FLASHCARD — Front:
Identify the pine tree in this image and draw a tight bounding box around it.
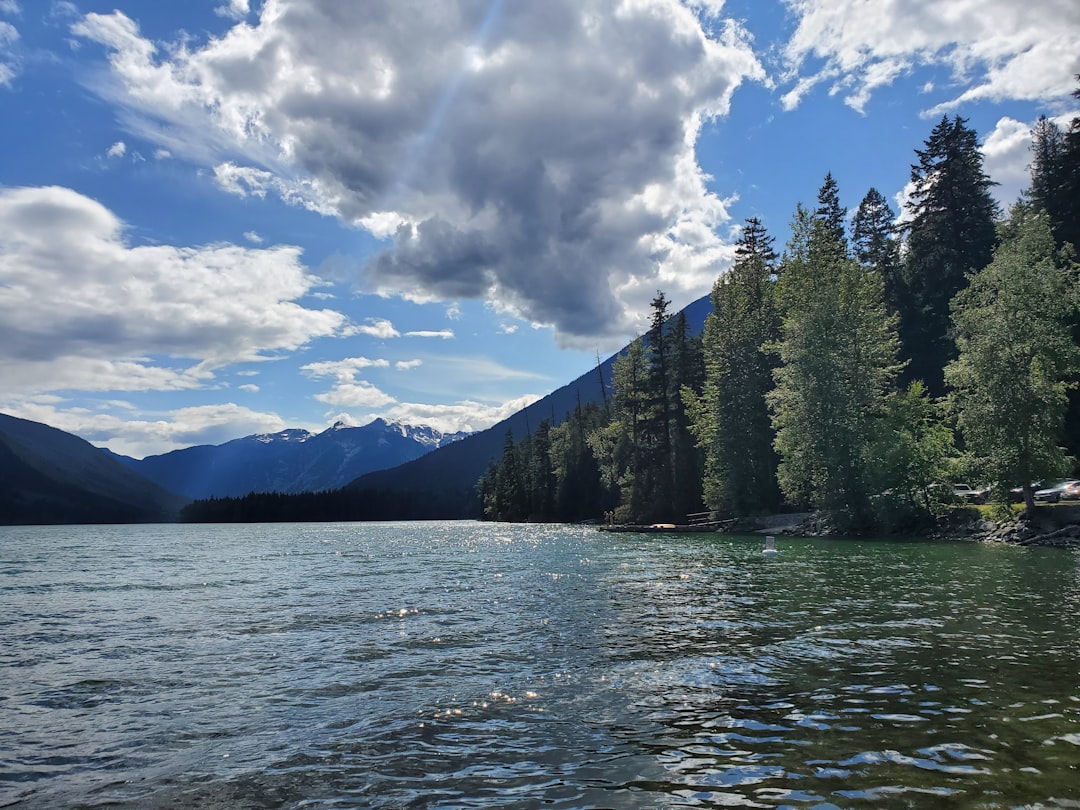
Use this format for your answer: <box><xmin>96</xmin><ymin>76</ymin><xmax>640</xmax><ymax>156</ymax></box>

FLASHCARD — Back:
<box><xmin>686</xmin><ymin>217</ymin><xmax>780</xmax><ymax>517</ymax></box>
<box><xmin>852</xmin><ymin>187</ymin><xmax>903</xmax><ymax>314</ymax></box>
<box><xmin>946</xmin><ymin>205</ymin><xmax>1080</xmax><ymax>512</ymax></box>
<box><xmin>900</xmin><ymin>115</ymin><xmax>999</xmax><ymax>397</ymax></box>
<box><xmin>770</xmin><ymin>180</ymin><xmax>904</xmax><ymax>529</ymax></box>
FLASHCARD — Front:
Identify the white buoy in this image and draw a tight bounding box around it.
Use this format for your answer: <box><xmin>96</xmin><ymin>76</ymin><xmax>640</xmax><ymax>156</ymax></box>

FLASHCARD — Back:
<box><xmin>763</xmin><ymin>535</ymin><xmax>778</xmax><ymax>555</ymax></box>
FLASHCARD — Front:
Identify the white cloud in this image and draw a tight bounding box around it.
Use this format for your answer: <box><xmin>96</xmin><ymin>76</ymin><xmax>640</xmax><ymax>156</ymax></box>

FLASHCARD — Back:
<box><xmin>302</xmin><ymin>355</ymin><xmax>394</xmax><ymax>408</ymax></box>
<box><xmin>379</xmin><ymin>394</ymin><xmax>543</xmax><ymax>435</ymax></box>
<box><xmin>153</xmin><ymin>148</ymin><xmax>171</xmax><ymax>159</ymax></box>
<box><xmin>499</xmin><ymin>324</ymin><xmax>519</xmax><ymax>334</ymax></box>
<box><xmin>0</xmin><ymin>2</ymin><xmax>21</xmax><ymax>15</ymax></box>
<box><xmin>314</xmin><ymin>381</ymin><xmax>396</xmax><ymax>408</ymax></box>
<box><xmin>243</xmin><ymin>229</ymin><xmax>263</xmax><ymax>243</ymax></box>
<box><xmin>214</xmin><ymin>0</ymin><xmax>250</xmax><ymax>21</ymax></box>
<box><xmin>395</xmin><ymin>359</ymin><xmax>422</xmax><ymax>370</ymax></box>
<box><xmin>405</xmin><ymin>329</ymin><xmax>454</xmax><ymax>340</ymax></box>
<box><xmin>2</xmin><ymin>398</ymin><xmax>288</xmax><ymax>458</ymax></box>
<box><xmin>352</xmin><ymin>318</ymin><xmax>401</xmax><ymax>339</ymax></box>
<box><xmin>779</xmin><ymin>0</ymin><xmax>1080</xmax><ymax>114</ymax></box>
<box><xmin>238</xmin><ymin>383</ymin><xmax>259</xmax><ymax>392</ymax></box>
<box><xmin>0</xmin><ymin>185</ymin><xmax>346</xmax><ymax>396</ymax></box>
<box><xmin>106</xmin><ymin>140</ymin><xmax>126</xmax><ymax>158</ymax></box>
<box><xmin>301</xmin><ymin>356</ymin><xmax>390</xmax><ymax>383</ymax></box>
<box><xmin>72</xmin><ymin>1</ymin><xmax>767</xmax><ymax>347</ymax></box>
<box><xmin>0</xmin><ymin>19</ymin><xmax>19</xmax><ymax>87</ymax></box>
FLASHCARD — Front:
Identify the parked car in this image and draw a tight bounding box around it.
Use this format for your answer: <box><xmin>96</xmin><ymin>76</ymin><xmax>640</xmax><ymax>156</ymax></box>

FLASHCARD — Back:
<box><xmin>953</xmin><ymin>483</ymin><xmax>989</xmax><ymax>504</ymax></box>
<box><xmin>1059</xmin><ymin>481</ymin><xmax>1080</xmax><ymax>501</ymax></box>
<box><xmin>1033</xmin><ymin>479</ymin><xmax>1080</xmax><ymax>503</ymax></box>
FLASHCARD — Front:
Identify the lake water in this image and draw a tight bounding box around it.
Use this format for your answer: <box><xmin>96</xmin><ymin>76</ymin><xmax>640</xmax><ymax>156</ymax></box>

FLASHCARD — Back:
<box><xmin>1</xmin><ymin>522</ymin><xmax>1079</xmax><ymax>809</ymax></box>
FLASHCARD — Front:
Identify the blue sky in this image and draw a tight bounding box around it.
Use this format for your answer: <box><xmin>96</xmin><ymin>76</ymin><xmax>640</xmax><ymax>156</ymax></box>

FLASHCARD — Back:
<box><xmin>1</xmin><ymin>0</ymin><xmax>1077</xmax><ymax>457</ymax></box>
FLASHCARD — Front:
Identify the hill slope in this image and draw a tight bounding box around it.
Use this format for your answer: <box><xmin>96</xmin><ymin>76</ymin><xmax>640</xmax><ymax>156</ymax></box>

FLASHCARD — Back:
<box><xmin>346</xmin><ymin>294</ymin><xmax>712</xmax><ymax>516</ymax></box>
<box><xmin>0</xmin><ymin>413</ymin><xmax>188</xmax><ymax>525</ymax></box>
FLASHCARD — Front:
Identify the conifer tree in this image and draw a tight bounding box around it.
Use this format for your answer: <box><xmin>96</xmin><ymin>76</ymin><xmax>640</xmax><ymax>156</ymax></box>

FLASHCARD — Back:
<box><xmin>1057</xmin><ymin>77</ymin><xmax>1080</xmax><ymax>253</ymax></box>
<box><xmin>946</xmin><ymin>205</ymin><xmax>1080</xmax><ymax>512</ymax></box>
<box><xmin>644</xmin><ymin>291</ymin><xmax>675</xmax><ymax>516</ymax></box>
<box><xmin>686</xmin><ymin>217</ymin><xmax>780</xmax><ymax>517</ymax></box>
<box><xmin>1029</xmin><ymin>116</ymin><xmax>1067</xmax><ymax>228</ymax></box>
<box><xmin>853</xmin><ymin>188</ymin><xmax>903</xmax><ymax>314</ymax></box>
<box><xmin>815</xmin><ymin>171</ymin><xmax>847</xmax><ymax>248</ymax></box>
<box><xmin>588</xmin><ymin>338</ymin><xmax>652</xmax><ymax>522</ymax></box>
<box><xmin>668</xmin><ymin>310</ymin><xmax>706</xmax><ymax>520</ymax></box>
<box><xmin>900</xmin><ymin>115</ymin><xmax>999</xmax><ymax>396</ymax></box>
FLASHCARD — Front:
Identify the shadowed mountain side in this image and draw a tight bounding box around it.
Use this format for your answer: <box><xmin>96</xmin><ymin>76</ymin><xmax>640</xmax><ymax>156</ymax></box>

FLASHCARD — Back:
<box><xmin>0</xmin><ymin>413</ymin><xmax>188</xmax><ymax>525</ymax></box>
<box><xmin>345</xmin><ymin>295</ymin><xmax>712</xmax><ymax>517</ymax></box>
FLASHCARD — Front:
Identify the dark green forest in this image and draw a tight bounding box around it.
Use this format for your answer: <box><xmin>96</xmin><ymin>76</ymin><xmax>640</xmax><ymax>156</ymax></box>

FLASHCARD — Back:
<box><xmin>183</xmin><ymin>82</ymin><xmax>1080</xmax><ymax>530</ymax></box>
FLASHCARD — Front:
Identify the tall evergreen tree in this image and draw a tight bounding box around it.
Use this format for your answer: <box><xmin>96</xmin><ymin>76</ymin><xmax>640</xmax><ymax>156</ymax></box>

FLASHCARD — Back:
<box><xmin>770</xmin><ymin>180</ymin><xmax>903</xmax><ymax>529</ymax></box>
<box><xmin>686</xmin><ymin>217</ymin><xmax>780</xmax><ymax>517</ymax></box>
<box><xmin>644</xmin><ymin>291</ymin><xmax>675</xmax><ymax>516</ymax></box>
<box><xmin>946</xmin><ymin>205</ymin><xmax>1080</xmax><ymax>512</ymax></box>
<box><xmin>1029</xmin><ymin>116</ymin><xmax>1067</xmax><ymax>229</ymax></box>
<box><xmin>900</xmin><ymin>115</ymin><xmax>999</xmax><ymax>396</ymax></box>
<box><xmin>550</xmin><ymin>402</ymin><xmax>606</xmax><ymax>521</ymax></box>
<box><xmin>588</xmin><ymin>338</ymin><xmax>652</xmax><ymax>522</ymax></box>
<box><xmin>1057</xmin><ymin>77</ymin><xmax>1080</xmax><ymax>254</ymax></box>
<box><xmin>852</xmin><ymin>187</ymin><xmax>903</xmax><ymax>314</ymax></box>
<box><xmin>816</xmin><ymin>171</ymin><xmax>847</xmax><ymax>248</ymax></box>
<box><xmin>668</xmin><ymin>310</ymin><xmax>706</xmax><ymax>520</ymax></box>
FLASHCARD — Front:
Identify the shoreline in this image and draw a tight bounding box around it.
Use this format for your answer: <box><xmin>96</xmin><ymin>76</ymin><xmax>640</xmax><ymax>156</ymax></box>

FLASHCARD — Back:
<box><xmin>599</xmin><ymin>505</ymin><xmax>1080</xmax><ymax>549</ymax></box>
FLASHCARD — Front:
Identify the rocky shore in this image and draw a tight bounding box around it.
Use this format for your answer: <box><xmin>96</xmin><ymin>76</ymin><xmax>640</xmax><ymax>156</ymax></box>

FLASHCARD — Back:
<box><xmin>967</xmin><ymin>511</ymin><xmax>1080</xmax><ymax>548</ymax></box>
<box><xmin>758</xmin><ymin>505</ymin><xmax>1080</xmax><ymax>548</ymax></box>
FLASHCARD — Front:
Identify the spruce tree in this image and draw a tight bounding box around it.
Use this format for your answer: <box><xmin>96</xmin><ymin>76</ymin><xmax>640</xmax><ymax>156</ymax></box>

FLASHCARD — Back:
<box><xmin>686</xmin><ymin>217</ymin><xmax>780</xmax><ymax>517</ymax></box>
<box><xmin>946</xmin><ymin>205</ymin><xmax>1080</xmax><ymax>512</ymax></box>
<box><xmin>900</xmin><ymin>115</ymin><xmax>999</xmax><ymax>397</ymax></box>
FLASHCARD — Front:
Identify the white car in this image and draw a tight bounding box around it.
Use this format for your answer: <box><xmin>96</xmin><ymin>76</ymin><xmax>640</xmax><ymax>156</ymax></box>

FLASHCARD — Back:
<box><xmin>953</xmin><ymin>483</ymin><xmax>988</xmax><ymax>504</ymax></box>
<box><xmin>1034</xmin><ymin>480</ymin><xmax>1079</xmax><ymax>503</ymax></box>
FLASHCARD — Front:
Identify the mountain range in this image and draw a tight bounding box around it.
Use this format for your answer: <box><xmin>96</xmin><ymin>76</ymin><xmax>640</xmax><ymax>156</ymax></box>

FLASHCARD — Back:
<box><xmin>112</xmin><ymin>419</ymin><xmax>469</xmax><ymax>500</ymax></box>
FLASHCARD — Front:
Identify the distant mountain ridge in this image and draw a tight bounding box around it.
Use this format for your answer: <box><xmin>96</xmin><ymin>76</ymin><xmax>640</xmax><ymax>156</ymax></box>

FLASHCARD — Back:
<box><xmin>0</xmin><ymin>413</ymin><xmax>187</xmax><ymax>525</ymax></box>
<box><xmin>115</xmin><ymin>418</ymin><xmax>470</xmax><ymax>500</ymax></box>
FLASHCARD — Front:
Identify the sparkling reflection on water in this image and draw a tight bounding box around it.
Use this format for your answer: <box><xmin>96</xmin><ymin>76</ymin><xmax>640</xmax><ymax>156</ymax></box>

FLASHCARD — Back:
<box><xmin>1</xmin><ymin>522</ymin><xmax>1079</xmax><ymax>808</ymax></box>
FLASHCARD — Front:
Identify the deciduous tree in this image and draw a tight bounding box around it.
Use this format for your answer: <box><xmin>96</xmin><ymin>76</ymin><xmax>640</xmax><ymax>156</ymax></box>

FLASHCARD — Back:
<box><xmin>946</xmin><ymin>205</ymin><xmax>1080</xmax><ymax>512</ymax></box>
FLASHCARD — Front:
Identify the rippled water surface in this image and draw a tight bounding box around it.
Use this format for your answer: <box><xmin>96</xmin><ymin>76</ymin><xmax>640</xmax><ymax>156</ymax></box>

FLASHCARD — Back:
<box><xmin>2</xmin><ymin>522</ymin><xmax>1080</xmax><ymax>808</ymax></box>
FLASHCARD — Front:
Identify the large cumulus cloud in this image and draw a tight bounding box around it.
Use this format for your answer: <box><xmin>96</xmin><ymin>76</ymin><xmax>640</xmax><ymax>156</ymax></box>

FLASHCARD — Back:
<box><xmin>72</xmin><ymin>0</ymin><xmax>765</xmax><ymax>346</ymax></box>
<box><xmin>0</xmin><ymin>185</ymin><xmax>346</xmax><ymax>395</ymax></box>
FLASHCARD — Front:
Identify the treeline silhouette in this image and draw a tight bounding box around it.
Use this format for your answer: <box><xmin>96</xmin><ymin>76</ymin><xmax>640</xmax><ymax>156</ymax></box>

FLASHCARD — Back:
<box><xmin>180</xmin><ymin>486</ymin><xmax>473</xmax><ymax>522</ymax></box>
